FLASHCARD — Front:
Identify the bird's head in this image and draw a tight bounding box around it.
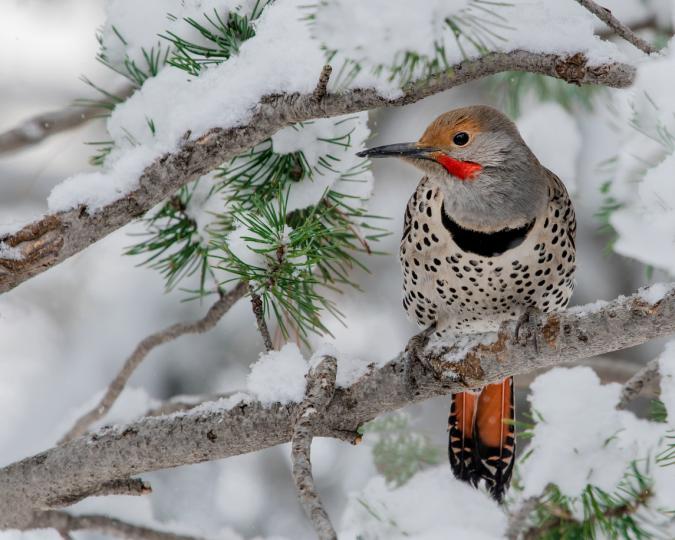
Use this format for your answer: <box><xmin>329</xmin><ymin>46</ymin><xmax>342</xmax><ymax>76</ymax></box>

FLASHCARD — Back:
<box><xmin>357</xmin><ymin>105</ymin><xmax>548</xmax><ymax>231</ymax></box>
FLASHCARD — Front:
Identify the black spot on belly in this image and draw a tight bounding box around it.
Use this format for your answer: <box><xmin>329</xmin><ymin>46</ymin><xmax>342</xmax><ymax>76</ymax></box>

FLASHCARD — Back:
<box><xmin>441</xmin><ymin>203</ymin><xmax>536</xmax><ymax>257</ymax></box>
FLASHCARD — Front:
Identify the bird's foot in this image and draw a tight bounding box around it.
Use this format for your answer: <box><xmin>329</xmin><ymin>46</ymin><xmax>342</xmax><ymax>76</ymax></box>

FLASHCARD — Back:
<box><xmin>513</xmin><ymin>306</ymin><xmax>543</xmax><ymax>354</ymax></box>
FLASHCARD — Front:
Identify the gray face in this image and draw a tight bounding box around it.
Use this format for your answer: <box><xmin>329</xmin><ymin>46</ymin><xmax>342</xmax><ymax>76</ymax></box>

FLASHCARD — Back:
<box><xmin>364</xmin><ymin>105</ymin><xmax>550</xmax><ymax>232</ymax></box>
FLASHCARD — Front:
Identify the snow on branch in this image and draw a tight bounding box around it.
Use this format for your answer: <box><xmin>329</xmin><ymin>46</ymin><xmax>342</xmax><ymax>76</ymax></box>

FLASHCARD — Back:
<box><xmin>1</xmin><ymin>282</ymin><xmax>673</xmax><ymax>530</ymax></box>
<box><xmin>0</xmin><ymin>50</ymin><xmax>635</xmax><ymax>297</ymax></box>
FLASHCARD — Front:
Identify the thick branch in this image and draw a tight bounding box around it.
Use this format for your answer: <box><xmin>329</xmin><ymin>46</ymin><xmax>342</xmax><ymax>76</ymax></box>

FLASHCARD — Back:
<box><xmin>27</xmin><ymin>511</ymin><xmax>201</xmax><ymax>540</ymax></box>
<box><xmin>0</xmin><ymin>85</ymin><xmax>135</xmax><ymax>155</ymax></box>
<box><xmin>292</xmin><ymin>356</ymin><xmax>338</xmax><ymax>540</ymax></box>
<box><xmin>0</xmin><ymin>50</ymin><xmax>635</xmax><ymax>296</ymax></box>
<box><xmin>577</xmin><ymin>0</ymin><xmax>658</xmax><ymax>54</ymax></box>
<box><xmin>1</xmin><ymin>284</ymin><xmax>672</xmax><ymax>529</ymax></box>
<box><xmin>58</xmin><ymin>282</ymin><xmax>247</xmax><ymax>444</ymax></box>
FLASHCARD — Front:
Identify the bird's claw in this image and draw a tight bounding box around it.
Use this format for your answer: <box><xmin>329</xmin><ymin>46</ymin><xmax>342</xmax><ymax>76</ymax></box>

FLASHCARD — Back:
<box><xmin>514</xmin><ymin>306</ymin><xmax>543</xmax><ymax>354</ymax></box>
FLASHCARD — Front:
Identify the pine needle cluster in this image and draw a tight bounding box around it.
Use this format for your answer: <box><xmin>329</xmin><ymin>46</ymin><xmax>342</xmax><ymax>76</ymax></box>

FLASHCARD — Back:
<box><xmin>524</xmin><ymin>463</ymin><xmax>663</xmax><ymax>540</ymax></box>
<box><xmin>95</xmin><ymin>3</ymin><xmax>385</xmax><ymax>341</ymax></box>
<box><xmin>309</xmin><ymin>0</ymin><xmax>512</xmax><ymax>87</ymax></box>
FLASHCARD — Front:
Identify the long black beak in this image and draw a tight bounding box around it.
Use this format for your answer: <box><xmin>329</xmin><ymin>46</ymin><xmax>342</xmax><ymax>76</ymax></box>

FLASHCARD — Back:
<box><xmin>356</xmin><ymin>143</ymin><xmax>439</xmax><ymax>159</ymax></box>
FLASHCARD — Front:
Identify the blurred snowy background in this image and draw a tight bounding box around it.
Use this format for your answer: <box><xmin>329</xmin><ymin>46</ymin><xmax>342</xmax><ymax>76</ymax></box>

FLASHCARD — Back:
<box><xmin>1</xmin><ymin>1</ymin><xmax>675</xmax><ymax>538</ymax></box>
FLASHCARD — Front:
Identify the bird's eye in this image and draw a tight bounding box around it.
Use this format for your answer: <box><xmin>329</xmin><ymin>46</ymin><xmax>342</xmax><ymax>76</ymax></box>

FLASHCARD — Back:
<box><xmin>453</xmin><ymin>132</ymin><xmax>470</xmax><ymax>146</ymax></box>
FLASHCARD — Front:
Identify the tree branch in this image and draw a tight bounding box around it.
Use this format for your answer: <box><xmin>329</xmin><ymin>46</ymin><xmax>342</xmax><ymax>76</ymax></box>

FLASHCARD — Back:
<box><xmin>1</xmin><ymin>284</ymin><xmax>673</xmax><ymax>529</ymax></box>
<box><xmin>0</xmin><ymin>85</ymin><xmax>135</xmax><ymax>155</ymax></box>
<box><xmin>48</xmin><ymin>478</ymin><xmax>151</xmax><ymax>508</ymax></box>
<box><xmin>616</xmin><ymin>358</ymin><xmax>661</xmax><ymax>410</ymax></box>
<box><xmin>58</xmin><ymin>282</ymin><xmax>247</xmax><ymax>444</ymax></box>
<box><xmin>576</xmin><ymin>0</ymin><xmax>658</xmax><ymax>54</ymax></box>
<box><xmin>0</xmin><ymin>50</ymin><xmax>635</xmax><ymax>297</ymax></box>
<box><xmin>249</xmin><ymin>285</ymin><xmax>274</xmax><ymax>352</ymax></box>
<box><xmin>291</xmin><ymin>356</ymin><xmax>338</xmax><ymax>540</ymax></box>
<box><xmin>312</xmin><ymin>65</ymin><xmax>333</xmax><ymax>102</ymax></box>
<box><xmin>27</xmin><ymin>511</ymin><xmax>202</xmax><ymax>540</ymax></box>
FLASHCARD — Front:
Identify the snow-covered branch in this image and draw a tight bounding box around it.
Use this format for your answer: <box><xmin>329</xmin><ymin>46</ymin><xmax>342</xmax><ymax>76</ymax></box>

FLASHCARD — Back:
<box><xmin>1</xmin><ymin>282</ymin><xmax>672</xmax><ymax>530</ymax></box>
<box><xmin>0</xmin><ymin>50</ymin><xmax>635</xmax><ymax>297</ymax></box>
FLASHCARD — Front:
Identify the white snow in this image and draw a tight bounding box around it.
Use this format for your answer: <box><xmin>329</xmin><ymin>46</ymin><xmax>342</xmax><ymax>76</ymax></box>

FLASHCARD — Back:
<box><xmin>427</xmin><ymin>330</ymin><xmax>499</xmax><ymax>364</ymax></box>
<box><xmin>314</xmin><ymin>0</ymin><xmax>628</xmax><ymax>83</ymax></box>
<box><xmin>179</xmin><ymin>391</ymin><xmax>250</xmax><ymax>417</ymax></box>
<box><xmin>611</xmin><ymin>152</ymin><xmax>675</xmax><ymax>276</ymax></box>
<box><xmin>310</xmin><ymin>343</ymin><xmax>375</xmax><ymax>388</ymax></box>
<box><xmin>517</xmin><ymin>102</ymin><xmax>580</xmax><ymax>194</ymax></box>
<box><xmin>640</xmin><ymin>282</ymin><xmax>673</xmax><ymax>304</ymax></box>
<box><xmin>273</xmin><ymin>113</ymin><xmax>374</xmax><ymax>212</ymax></box>
<box><xmin>246</xmin><ymin>343</ymin><xmax>309</xmax><ymax>406</ymax></box>
<box><xmin>606</xmin><ymin>39</ymin><xmax>675</xmax><ymax>276</ymax></box>
<box><xmin>47</xmin><ymin>145</ymin><xmax>157</xmax><ymax>212</ymax></box>
<box><xmin>312</xmin><ymin>0</ymin><xmax>474</xmax><ymax>73</ymax></box>
<box><xmin>339</xmin><ymin>466</ymin><xmax>506</xmax><ymax>539</ymax></box>
<box><xmin>520</xmin><ymin>367</ymin><xmax>666</xmax><ymax>500</ymax></box>
<box><xmin>566</xmin><ymin>298</ymin><xmax>611</xmax><ymax>316</ymax></box>
<box><xmin>100</xmin><ymin>0</ymin><xmax>254</xmax><ymax>73</ymax></box>
<box><xmin>0</xmin><ymin>242</ymin><xmax>22</xmax><ymax>261</ymax></box>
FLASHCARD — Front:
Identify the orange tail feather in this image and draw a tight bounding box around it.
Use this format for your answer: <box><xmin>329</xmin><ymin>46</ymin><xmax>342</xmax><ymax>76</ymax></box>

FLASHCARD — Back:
<box><xmin>448</xmin><ymin>377</ymin><xmax>516</xmax><ymax>502</ymax></box>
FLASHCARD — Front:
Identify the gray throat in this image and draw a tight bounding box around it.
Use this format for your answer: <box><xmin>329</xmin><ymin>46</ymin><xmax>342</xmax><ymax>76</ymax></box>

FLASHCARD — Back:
<box><xmin>438</xmin><ymin>165</ymin><xmax>547</xmax><ymax>232</ymax></box>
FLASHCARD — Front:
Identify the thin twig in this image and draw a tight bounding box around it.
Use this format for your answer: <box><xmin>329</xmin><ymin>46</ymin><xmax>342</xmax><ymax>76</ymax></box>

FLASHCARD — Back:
<box><xmin>616</xmin><ymin>358</ymin><xmax>661</xmax><ymax>410</ymax></box>
<box><xmin>576</xmin><ymin>0</ymin><xmax>657</xmax><ymax>54</ymax></box>
<box><xmin>291</xmin><ymin>355</ymin><xmax>339</xmax><ymax>540</ymax></box>
<box><xmin>312</xmin><ymin>65</ymin><xmax>332</xmax><ymax>102</ymax></box>
<box><xmin>249</xmin><ymin>285</ymin><xmax>274</xmax><ymax>351</ymax></box>
<box><xmin>58</xmin><ymin>282</ymin><xmax>247</xmax><ymax>444</ymax></box>
<box><xmin>0</xmin><ymin>85</ymin><xmax>135</xmax><ymax>155</ymax></box>
<box><xmin>597</xmin><ymin>16</ymin><xmax>662</xmax><ymax>41</ymax></box>
<box><xmin>29</xmin><ymin>511</ymin><xmax>202</xmax><ymax>540</ymax></box>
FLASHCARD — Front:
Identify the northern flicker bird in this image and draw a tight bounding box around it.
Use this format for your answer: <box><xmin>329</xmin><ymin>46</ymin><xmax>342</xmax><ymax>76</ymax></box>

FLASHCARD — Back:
<box><xmin>357</xmin><ymin>105</ymin><xmax>576</xmax><ymax>502</ymax></box>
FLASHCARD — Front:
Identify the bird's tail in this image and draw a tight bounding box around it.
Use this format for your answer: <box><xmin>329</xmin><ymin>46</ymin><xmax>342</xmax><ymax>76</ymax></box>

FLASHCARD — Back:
<box><xmin>448</xmin><ymin>377</ymin><xmax>516</xmax><ymax>503</ymax></box>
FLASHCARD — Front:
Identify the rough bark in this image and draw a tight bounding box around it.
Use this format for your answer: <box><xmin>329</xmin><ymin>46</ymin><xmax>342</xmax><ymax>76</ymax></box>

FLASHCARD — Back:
<box><xmin>291</xmin><ymin>356</ymin><xmax>339</xmax><ymax>540</ymax></box>
<box><xmin>1</xmin><ymin>284</ymin><xmax>673</xmax><ymax>529</ymax></box>
<box><xmin>0</xmin><ymin>50</ymin><xmax>635</xmax><ymax>296</ymax></box>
